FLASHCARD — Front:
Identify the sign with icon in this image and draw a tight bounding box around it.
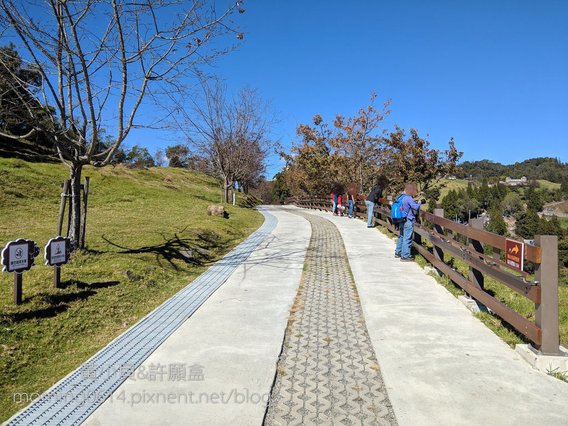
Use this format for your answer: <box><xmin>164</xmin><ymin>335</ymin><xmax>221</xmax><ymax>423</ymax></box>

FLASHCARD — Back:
<box><xmin>1</xmin><ymin>239</ymin><xmax>40</xmax><ymax>305</ymax></box>
<box><xmin>45</xmin><ymin>237</ymin><xmax>71</xmax><ymax>266</ymax></box>
<box><xmin>1</xmin><ymin>239</ymin><xmax>39</xmax><ymax>273</ymax></box>
<box><xmin>45</xmin><ymin>236</ymin><xmax>71</xmax><ymax>289</ymax></box>
<box><xmin>505</xmin><ymin>238</ymin><xmax>524</xmax><ymax>272</ymax></box>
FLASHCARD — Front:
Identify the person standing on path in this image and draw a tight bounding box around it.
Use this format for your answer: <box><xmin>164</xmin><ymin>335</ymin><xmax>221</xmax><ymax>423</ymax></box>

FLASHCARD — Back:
<box><xmin>331</xmin><ymin>183</ymin><xmax>343</xmax><ymax>215</ymax></box>
<box><xmin>337</xmin><ymin>193</ymin><xmax>345</xmax><ymax>216</ymax></box>
<box><xmin>331</xmin><ymin>189</ymin><xmax>337</xmax><ymax>215</ymax></box>
<box><xmin>365</xmin><ymin>175</ymin><xmax>389</xmax><ymax>228</ymax></box>
<box><xmin>395</xmin><ymin>182</ymin><xmax>423</xmax><ymax>261</ymax></box>
<box><xmin>346</xmin><ymin>184</ymin><xmax>357</xmax><ymax>218</ymax></box>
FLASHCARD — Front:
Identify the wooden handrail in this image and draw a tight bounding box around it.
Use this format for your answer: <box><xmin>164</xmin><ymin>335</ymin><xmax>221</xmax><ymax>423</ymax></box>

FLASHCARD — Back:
<box><xmin>421</xmin><ymin>211</ymin><xmax>541</xmax><ymax>263</ymax></box>
<box><xmin>291</xmin><ymin>196</ymin><xmax>560</xmax><ymax>353</ymax></box>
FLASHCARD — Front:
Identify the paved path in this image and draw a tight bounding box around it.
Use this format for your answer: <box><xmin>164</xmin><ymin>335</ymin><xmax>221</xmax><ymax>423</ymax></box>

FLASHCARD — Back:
<box><xmin>265</xmin><ymin>212</ymin><xmax>397</xmax><ymax>425</ymax></box>
<box><xmin>7</xmin><ymin>205</ymin><xmax>568</xmax><ymax>426</ymax></box>
<box><xmin>82</xmin><ymin>207</ymin><xmax>311</xmax><ymax>426</ymax></box>
<box><xmin>299</xmin><ymin>206</ymin><xmax>568</xmax><ymax>426</ymax></box>
<box><xmin>6</xmin><ymin>207</ymin><xmax>310</xmax><ymax>426</ymax></box>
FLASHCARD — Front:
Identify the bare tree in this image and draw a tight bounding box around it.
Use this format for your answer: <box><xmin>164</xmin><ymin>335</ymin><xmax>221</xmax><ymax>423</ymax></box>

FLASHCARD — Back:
<box><xmin>0</xmin><ymin>0</ymin><xmax>243</xmax><ymax>247</ymax></box>
<box><xmin>174</xmin><ymin>80</ymin><xmax>271</xmax><ymax>202</ymax></box>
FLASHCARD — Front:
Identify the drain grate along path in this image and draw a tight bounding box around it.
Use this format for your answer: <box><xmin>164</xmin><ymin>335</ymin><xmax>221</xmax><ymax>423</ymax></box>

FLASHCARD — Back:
<box><xmin>264</xmin><ymin>212</ymin><xmax>397</xmax><ymax>426</ymax></box>
<box><xmin>7</xmin><ymin>209</ymin><xmax>277</xmax><ymax>426</ymax></box>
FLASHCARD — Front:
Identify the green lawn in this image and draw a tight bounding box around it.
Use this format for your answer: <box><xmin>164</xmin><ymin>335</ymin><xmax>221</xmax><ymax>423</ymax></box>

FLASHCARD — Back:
<box><xmin>0</xmin><ymin>158</ymin><xmax>263</xmax><ymax>421</ymax></box>
<box><xmin>435</xmin><ymin>178</ymin><xmax>470</xmax><ymax>199</ymax></box>
<box><xmin>537</xmin><ymin>179</ymin><xmax>562</xmax><ymax>191</ymax></box>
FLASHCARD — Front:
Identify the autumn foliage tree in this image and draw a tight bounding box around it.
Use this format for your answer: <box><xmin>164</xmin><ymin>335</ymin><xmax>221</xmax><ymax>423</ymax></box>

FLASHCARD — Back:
<box><xmin>280</xmin><ymin>114</ymin><xmax>335</xmax><ymax>197</ymax></box>
<box><xmin>280</xmin><ymin>97</ymin><xmax>462</xmax><ymax>202</ymax></box>
<box><xmin>381</xmin><ymin>127</ymin><xmax>462</xmax><ymax>200</ymax></box>
<box><xmin>330</xmin><ymin>94</ymin><xmax>390</xmax><ymax>192</ymax></box>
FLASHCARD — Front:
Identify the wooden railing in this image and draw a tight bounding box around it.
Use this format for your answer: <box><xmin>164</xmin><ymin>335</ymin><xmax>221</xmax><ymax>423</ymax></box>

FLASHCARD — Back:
<box><xmin>292</xmin><ymin>196</ymin><xmax>560</xmax><ymax>355</ymax></box>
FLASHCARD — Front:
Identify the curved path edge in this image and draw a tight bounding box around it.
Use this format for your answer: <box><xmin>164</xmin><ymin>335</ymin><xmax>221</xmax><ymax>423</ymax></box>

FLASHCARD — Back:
<box><xmin>7</xmin><ymin>208</ymin><xmax>281</xmax><ymax>426</ymax></box>
<box><xmin>82</xmin><ymin>206</ymin><xmax>312</xmax><ymax>426</ymax></box>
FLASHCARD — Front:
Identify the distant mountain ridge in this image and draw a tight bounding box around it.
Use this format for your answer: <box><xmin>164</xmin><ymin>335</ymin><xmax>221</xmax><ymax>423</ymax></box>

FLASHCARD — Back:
<box><xmin>457</xmin><ymin>157</ymin><xmax>568</xmax><ymax>183</ymax></box>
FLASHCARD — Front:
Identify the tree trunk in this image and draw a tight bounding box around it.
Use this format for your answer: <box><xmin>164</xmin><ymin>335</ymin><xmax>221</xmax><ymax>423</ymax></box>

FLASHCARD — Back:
<box><xmin>359</xmin><ymin>164</ymin><xmax>364</xmax><ymax>194</ymax></box>
<box><xmin>69</xmin><ymin>163</ymin><xmax>83</xmax><ymax>249</ymax></box>
<box><xmin>223</xmin><ymin>177</ymin><xmax>230</xmax><ymax>203</ymax></box>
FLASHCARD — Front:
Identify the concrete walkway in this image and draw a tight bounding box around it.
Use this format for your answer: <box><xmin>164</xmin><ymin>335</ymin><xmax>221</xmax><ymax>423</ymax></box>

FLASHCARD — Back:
<box><xmin>83</xmin><ymin>207</ymin><xmax>311</xmax><ymax>425</ymax></box>
<box><xmin>298</xmin><ymin>206</ymin><xmax>568</xmax><ymax>426</ymax></box>
<box><xmin>9</xmin><ymin>205</ymin><xmax>568</xmax><ymax>426</ymax></box>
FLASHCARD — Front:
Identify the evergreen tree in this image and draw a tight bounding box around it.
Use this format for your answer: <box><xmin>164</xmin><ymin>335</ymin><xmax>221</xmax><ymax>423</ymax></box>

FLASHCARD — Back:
<box><xmin>525</xmin><ymin>186</ymin><xmax>544</xmax><ymax>212</ymax></box>
<box><xmin>166</xmin><ymin>144</ymin><xmax>190</xmax><ymax>168</ymax></box>
<box><xmin>451</xmin><ymin>188</ymin><xmax>480</xmax><ymax>221</ymax></box>
<box><xmin>466</xmin><ymin>181</ymin><xmax>475</xmax><ymax>197</ymax></box>
<box><xmin>515</xmin><ymin>209</ymin><xmax>540</xmax><ymax>239</ymax></box>
<box><xmin>486</xmin><ymin>206</ymin><xmax>507</xmax><ymax>235</ymax></box>
<box><xmin>478</xmin><ymin>178</ymin><xmax>491</xmax><ymax>208</ymax></box>
<box><xmin>272</xmin><ymin>172</ymin><xmax>291</xmax><ymax>203</ymax></box>
<box><xmin>501</xmin><ymin>192</ymin><xmax>523</xmax><ymax>217</ymax></box>
<box><xmin>124</xmin><ymin>145</ymin><xmax>155</xmax><ymax>169</ymax></box>
<box><xmin>441</xmin><ymin>189</ymin><xmax>461</xmax><ymax>221</ymax></box>
<box><xmin>539</xmin><ymin>216</ymin><xmax>564</xmax><ymax>237</ymax></box>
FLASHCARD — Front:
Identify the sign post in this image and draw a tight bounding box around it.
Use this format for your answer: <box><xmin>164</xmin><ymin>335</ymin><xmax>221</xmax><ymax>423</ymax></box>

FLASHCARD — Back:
<box><xmin>1</xmin><ymin>239</ymin><xmax>40</xmax><ymax>304</ymax></box>
<box><xmin>45</xmin><ymin>237</ymin><xmax>71</xmax><ymax>289</ymax></box>
<box><xmin>505</xmin><ymin>238</ymin><xmax>525</xmax><ymax>272</ymax></box>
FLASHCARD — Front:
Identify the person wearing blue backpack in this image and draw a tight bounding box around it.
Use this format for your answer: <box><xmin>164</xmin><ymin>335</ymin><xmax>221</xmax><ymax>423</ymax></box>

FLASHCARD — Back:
<box><xmin>393</xmin><ymin>182</ymin><xmax>423</xmax><ymax>261</ymax></box>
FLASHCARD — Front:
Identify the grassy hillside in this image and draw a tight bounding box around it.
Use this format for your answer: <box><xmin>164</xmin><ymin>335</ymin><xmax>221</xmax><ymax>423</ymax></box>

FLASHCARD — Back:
<box><xmin>435</xmin><ymin>178</ymin><xmax>560</xmax><ymax>200</ymax></box>
<box><xmin>0</xmin><ymin>158</ymin><xmax>263</xmax><ymax>421</ymax></box>
<box><xmin>436</xmin><ymin>178</ymin><xmax>470</xmax><ymax>198</ymax></box>
<box><xmin>537</xmin><ymin>179</ymin><xmax>562</xmax><ymax>191</ymax></box>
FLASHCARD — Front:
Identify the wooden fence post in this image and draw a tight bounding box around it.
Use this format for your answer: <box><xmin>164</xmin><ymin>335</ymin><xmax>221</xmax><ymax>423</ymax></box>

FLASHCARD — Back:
<box><xmin>534</xmin><ymin>235</ymin><xmax>560</xmax><ymax>355</ymax></box>
<box><xmin>53</xmin><ymin>266</ymin><xmax>61</xmax><ymax>289</ymax></box>
<box><xmin>14</xmin><ymin>272</ymin><xmax>22</xmax><ymax>305</ymax></box>
<box><xmin>433</xmin><ymin>209</ymin><xmax>445</xmax><ymax>267</ymax></box>
<box><xmin>469</xmin><ymin>217</ymin><xmax>485</xmax><ymax>290</ymax></box>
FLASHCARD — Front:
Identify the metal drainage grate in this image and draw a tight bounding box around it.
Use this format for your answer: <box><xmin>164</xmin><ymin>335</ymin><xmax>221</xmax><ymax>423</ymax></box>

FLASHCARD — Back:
<box><xmin>7</xmin><ymin>208</ymin><xmax>277</xmax><ymax>426</ymax></box>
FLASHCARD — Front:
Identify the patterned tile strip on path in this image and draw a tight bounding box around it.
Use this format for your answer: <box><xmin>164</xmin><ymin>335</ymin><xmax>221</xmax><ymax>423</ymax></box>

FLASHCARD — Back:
<box><xmin>264</xmin><ymin>211</ymin><xmax>397</xmax><ymax>426</ymax></box>
<box><xmin>6</xmin><ymin>208</ymin><xmax>278</xmax><ymax>426</ymax></box>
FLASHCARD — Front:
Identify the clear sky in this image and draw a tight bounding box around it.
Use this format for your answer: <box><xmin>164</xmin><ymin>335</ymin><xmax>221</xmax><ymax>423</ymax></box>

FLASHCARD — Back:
<box><xmin>122</xmin><ymin>1</ymin><xmax>568</xmax><ymax>177</ymax></box>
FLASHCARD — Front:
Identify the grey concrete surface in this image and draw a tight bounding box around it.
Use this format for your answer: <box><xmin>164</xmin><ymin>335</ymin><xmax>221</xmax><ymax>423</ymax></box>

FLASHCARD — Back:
<box><xmin>265</xmin><ymin>211</ymin><xmax>397</xmax><ymax>425</ymax></box>
<box><xmin>83</xmin><ymin>207</ymin><xmax>311</xmax><ymax>426</ymax></box>
<box><xmin>297</xmin><ymin>206</ymin><xmax>568</xmax><ymax>426</ymax></box>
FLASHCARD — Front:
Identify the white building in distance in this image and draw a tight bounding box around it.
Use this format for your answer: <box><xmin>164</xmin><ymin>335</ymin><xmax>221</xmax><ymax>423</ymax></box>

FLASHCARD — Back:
<box><xmin>500</xmin><ymin>176</ymin><xmax>528</xmax><ymax>186</ymax></box>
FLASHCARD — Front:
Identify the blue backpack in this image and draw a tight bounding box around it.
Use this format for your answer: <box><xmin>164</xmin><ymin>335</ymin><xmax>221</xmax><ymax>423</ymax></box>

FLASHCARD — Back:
<box><xmin>391</xmin><ymin>194</ymin><xmax>408</xmax><ymax>223</ymax></box>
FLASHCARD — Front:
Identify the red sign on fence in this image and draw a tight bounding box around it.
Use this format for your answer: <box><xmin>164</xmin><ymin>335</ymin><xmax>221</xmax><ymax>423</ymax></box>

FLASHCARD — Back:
<box><xmin>505</xmin><ymin>238</ymin><xmax>524</xmax><ymax>271</ymax></box>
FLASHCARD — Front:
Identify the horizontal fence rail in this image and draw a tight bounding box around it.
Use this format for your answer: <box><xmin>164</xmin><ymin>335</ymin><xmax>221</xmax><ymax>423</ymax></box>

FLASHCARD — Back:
<box><xmin>291</xmin><ymin>195</ymin><xmax>560</xmax><ymax>355</ymax></box>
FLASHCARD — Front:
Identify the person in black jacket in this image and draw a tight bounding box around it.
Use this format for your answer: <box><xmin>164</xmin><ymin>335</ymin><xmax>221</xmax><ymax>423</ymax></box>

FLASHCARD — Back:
<box><xmin>365</xmin><ymin>175</ymin><xmax>389</xmax><ymax>228</ymax></box>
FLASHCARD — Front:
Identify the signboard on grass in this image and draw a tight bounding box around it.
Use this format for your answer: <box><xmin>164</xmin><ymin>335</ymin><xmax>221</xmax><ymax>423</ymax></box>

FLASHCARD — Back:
<box><xmin>1</xmin><ymin>239</ymin><xmax>40</xmax><ymax>273</ymax></box>
<box><xmin>45</xmin><ymin>236</ymin><xmax>71</xmax><ymax>266</ymax></box>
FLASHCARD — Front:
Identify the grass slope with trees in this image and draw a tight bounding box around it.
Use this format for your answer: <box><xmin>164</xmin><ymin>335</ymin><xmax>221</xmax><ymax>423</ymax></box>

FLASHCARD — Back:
<box><xmin>0</xmin><ymin>158</ymin><xmax>263</xmax><ymax>421</ymax></box>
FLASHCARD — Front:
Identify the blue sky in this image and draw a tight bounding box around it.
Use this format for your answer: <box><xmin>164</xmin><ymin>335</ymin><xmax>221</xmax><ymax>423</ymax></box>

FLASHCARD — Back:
<box><xmin>16</xmin><ymin>0</ymin><xmax>565</xmax><ymax>178</ymax></box>
<box><xmin>177</xmin><ymin>0</ymin><xmax>565</xmax><ymax>178</ymax></box>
